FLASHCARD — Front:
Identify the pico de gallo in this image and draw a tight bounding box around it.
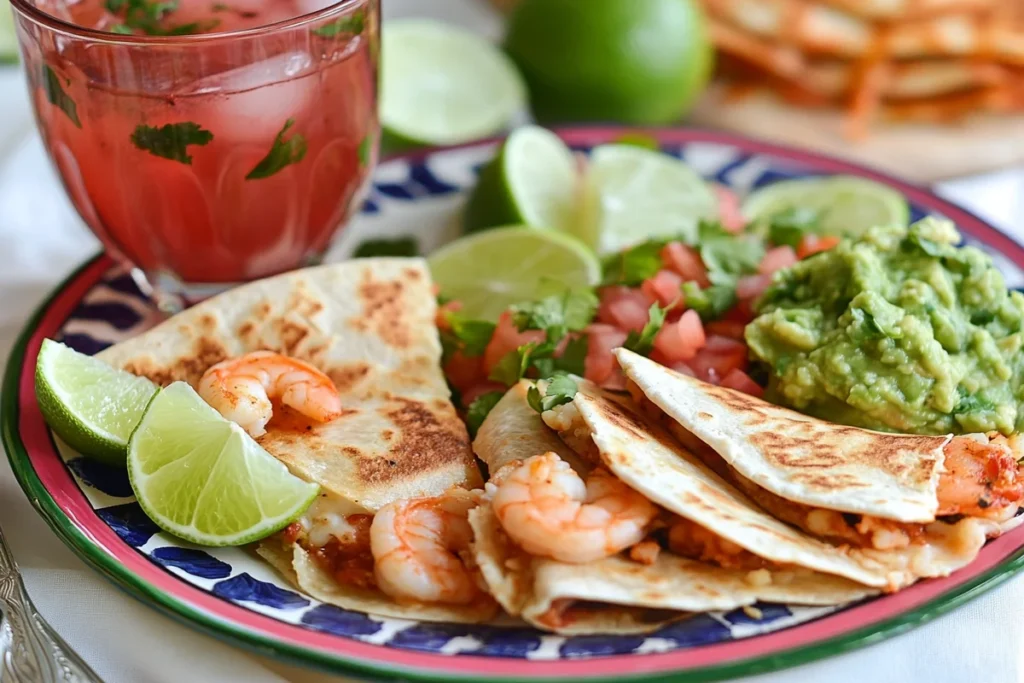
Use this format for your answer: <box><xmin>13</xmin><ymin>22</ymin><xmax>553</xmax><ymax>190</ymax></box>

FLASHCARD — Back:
<box><xmin>438</xmin><ymin>186</ymin><xmax>844</xmax><ymax>435</ymax></box>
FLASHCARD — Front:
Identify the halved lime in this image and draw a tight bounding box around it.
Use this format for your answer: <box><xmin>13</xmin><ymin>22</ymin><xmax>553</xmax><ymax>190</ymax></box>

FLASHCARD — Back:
<box><xmin>464</xmin><ymin>126</ymin><xmax>578</xmax><ymax>234</ymax></box>
<box><xmin>578</xmin><ymin>144</ymin><xmax>716</xmax><ymax>254</ymax></box>
<box><xmin>742</xmin><ymin>176</ymin><xmax>910</xmax><ymax>237</ymax></box>
<box><xmin>128</xmin><ymin>382</ymin><xmax>318</xmax><ymax>546</ymax></box>
<box><xmin>428</xmin><ymin>226</ymin><xmax>600</xmax><ymax>321</ymax></box>
<box><xmin>1</xmin><ymin>0</ymin><xmax>18</xmax><ymax>64</ymax></box>
<box><xmin>381</xmin><ymin>20</ymin><xmax>526</xmax><ymax>146</ymax></box>
<box><xmin>36</xmin><ymin>339</ymin><xmax>157</xmax><ymax>466</ymax></box>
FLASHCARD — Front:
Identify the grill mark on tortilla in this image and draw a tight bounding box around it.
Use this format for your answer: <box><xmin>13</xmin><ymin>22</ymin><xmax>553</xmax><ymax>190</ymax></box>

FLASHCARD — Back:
<box><xmin>353</xmin><ymin>272</ymin><xmax>413</xmax><ymax>348</ymax></box>
<box><xmin>272</xmin><ymin>318</ymin><xmax>311</xmax><ymax>355</ymax></box>
<box><xmin>328</xmin><ymin>363</ymin><xmax>371</xmax><ymax>393</ymax></box>
<box><xmin>123</xmin><ymin>337</ymin><xmax>230</xmax><ymax>386</ymax></box>
<box><xmin>356</xmin><ymin>398</ymin><xmax>470</xmax><ymax>485</ymax></box>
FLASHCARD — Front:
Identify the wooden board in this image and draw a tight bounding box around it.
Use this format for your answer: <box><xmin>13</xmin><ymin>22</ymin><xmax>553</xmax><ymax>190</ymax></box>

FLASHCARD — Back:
<box><xmin>689</xmin><ymin>86</ymin><xmax>1024</xmax><ymax>183</ymax></box>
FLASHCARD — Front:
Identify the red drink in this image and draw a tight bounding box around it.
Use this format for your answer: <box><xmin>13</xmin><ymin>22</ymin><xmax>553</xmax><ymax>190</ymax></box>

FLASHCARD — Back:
<box><xmin>12</xmin><ymin>0</ymin><xmax>378</xmax><ymax>300</ymax></box>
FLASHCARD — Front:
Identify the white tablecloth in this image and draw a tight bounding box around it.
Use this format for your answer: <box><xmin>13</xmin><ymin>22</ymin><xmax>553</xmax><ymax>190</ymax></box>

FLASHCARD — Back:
<box><xmin>2</xmin><ymin>2</ymin><xmax>1024</xmax><ymax>681</ymax></box>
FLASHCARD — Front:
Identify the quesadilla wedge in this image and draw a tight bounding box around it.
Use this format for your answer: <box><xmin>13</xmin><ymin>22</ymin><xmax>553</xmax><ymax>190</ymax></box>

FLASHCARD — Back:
<box><xmin>100</xmin><ymin>259</ymin><xmax>492</xmax><ymax>622</ymax></box>
<box><xmin>615</xmin><ymin>349</ymin><xmax>1023</xmax><ymax>580</ymax></box>
<box><xmin>469</xmin><ymin>382</ymin><xmax>875</xmax><ymax>634</ymax></box>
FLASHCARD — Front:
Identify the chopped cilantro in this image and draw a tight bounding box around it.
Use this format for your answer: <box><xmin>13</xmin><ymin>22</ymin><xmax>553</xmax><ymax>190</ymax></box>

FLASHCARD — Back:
<box><xmin>246</xmin><ymin>119</ymin><xmax>308</xmax><ymax>180</ymax></box>
<box><xmin>447</xmin><ymin>316</ymin><xmax>496</xmax><ymax>358</ymax></box>
<box><xmin>682</xmin><ymin>281</ymin><xmax>736</xmax><ymax>321</ymax></box>
<box><xmin>971</xmin><ymin>310</ymin><xmax>996</xmax><ymax>326</ymax></box>
<box><xmin>768</xmin><ymin>207</ymin><xmax>819</xmax><ymax>248</ymax></box>
<box><xmin>466</xmin><ymin>391</ymin><xmax>504</xmax><ymax>438</ymax></box>
<box><xmin>353</xmin><ymin>236</ymin><xmax>419</xmax><ymax>258</ymax></box>
<box><xmin>955</xmin><ymin>389</ymin><xmax>995</xmax><ymax>414</ymax></box>
<box><xmin>624</xmin><ymin>304</ymin><xmax>667</xmax><ymax>356</ymax></box>
<box><xmin>697</xmin><ymin>220</ymin><xmax>764</xmax><ymax>287</ymax></box>
<box><xmin>489</xmin><ymin>343</ymin><xmax>539</xmax><ymax>386</ymax></box>
<box><xmin>42</xmin><ymin>66</ymin><xmax>81</xmax><ymax>129</ymax></box>
<box><xmin>601</xmin><ymin>240</ymin><xmax>665</xmax><ymax>286</ymax></box>
<box><xmin>511</xmin><ymin>289</ymin><xmax>598</xmax><ymax>338</ymax></box>
<box><xmin>312</xmin><ymin>9</ymin><xmax>365</xmax><ymax>37</ymax></box>
<box><xmin>130</xmin><ymin>122</ymin><xmax>213</xmax><ymax>164</ymax></box>
<box><xmin>527</xmin><ymin>375</ymin><xmax>579</xmax><ymax>413</ymax></box>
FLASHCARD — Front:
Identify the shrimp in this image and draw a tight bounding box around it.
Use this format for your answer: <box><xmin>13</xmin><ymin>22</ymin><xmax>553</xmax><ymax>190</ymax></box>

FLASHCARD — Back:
<box><xmin>487</xmin><ymin>453</ymin><xmax>658</xmax><ymax>564</ymax></box>
<box><xmin>198</xmin><ymin>351</ymin><xmax>344</xmax><ymax>437</ymax></box>
<box><xmin>370</xmin><ymin>488</ymin><xmax>484</xmax><ymax>605</ymax></box>
<box><xmin>937</xmin><ymin>435</ymin><xmax>1024</xmax><ymax>521</ymax></box>
<box><xmin>667</xmin><ymin>516</ymin><xmax>770</xmax><ymax>570</ymax></box>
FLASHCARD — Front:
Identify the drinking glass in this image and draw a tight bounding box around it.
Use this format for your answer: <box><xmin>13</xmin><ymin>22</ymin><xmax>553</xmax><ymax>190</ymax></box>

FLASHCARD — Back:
<box><xmin>11</xmin><ymin>0</ymin><xmax>380</xmax><ymax>309</ymax></box>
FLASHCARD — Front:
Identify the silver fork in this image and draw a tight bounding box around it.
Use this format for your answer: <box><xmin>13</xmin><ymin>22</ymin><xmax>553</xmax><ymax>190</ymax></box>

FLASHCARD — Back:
<box><xmin>0</xmin><ymin>524</ymin><xmax>102</xmax><ymax>682</ymax></box>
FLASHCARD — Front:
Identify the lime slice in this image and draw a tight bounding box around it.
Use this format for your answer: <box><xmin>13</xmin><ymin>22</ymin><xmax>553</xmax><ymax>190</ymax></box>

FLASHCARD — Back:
<box><xmin>128</xmin><ymin>382</ymin><xmax>318</xmax><ymax>546</ymax></box>
<box><xmin>464</xmin><ymin>126</ymin><xmax>578</xmax><ymax>234</ymax></box>
<box><xmin>36</xmin><ymin>339</ymin><xmax>157</xmax><ymax>466</ymax></box>
<box><xmin>381</xmin><ymin>19</ymin><xmax>526</xmax><ymax>146</ymax></box>
<box><xmin>428</xmin><ymin>226</ymin><xmax>600</xmax><ymax>321</ymax></box>
<box><xmin>1</xmin><ymin>0</ymin><xmax>17</xmax><ymax>64</ymax></box>
<box><xmin>579</xmin><ymin>144</ymin><xmax>716</xmax><ymax>255</ymax></box>
<box><xmin>742</xmin><ymin>176</ymin><xmax>910</xmax><ymax>237</ymax></box>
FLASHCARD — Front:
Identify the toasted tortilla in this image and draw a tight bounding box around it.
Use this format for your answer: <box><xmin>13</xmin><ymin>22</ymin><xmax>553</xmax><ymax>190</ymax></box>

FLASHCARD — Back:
<box><xmin>616</xmin><ymin>349</ymin><xmax>949</xmax><ymax>523</ymax></box>
<box><xmin>470</xmin><ymin>382</ymin><xmax>876</xmax><ymax>633</ymax></box>
<box><xmin>562</xmin><ymin>384</ymin><xmax>989</xmax><ymax>590</ymax></box>
<box><xmin>99</xmin><ymin>259</ymin><xmax>482</xmax><ymax>512</ymax></box>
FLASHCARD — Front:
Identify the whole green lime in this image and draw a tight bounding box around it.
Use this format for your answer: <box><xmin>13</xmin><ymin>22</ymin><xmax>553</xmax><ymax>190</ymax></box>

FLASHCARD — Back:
<box><xmin>504</xmin><ymin>0</ymin><xmax>713</xmax><ymax>125</ymax></box>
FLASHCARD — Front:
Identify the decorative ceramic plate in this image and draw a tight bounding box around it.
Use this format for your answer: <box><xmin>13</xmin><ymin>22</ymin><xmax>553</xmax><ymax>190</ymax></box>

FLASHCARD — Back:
<box><xmin>6</xmin><ymin>127</ymin><xmax>1024</xmax><ymax>683</ymax></box>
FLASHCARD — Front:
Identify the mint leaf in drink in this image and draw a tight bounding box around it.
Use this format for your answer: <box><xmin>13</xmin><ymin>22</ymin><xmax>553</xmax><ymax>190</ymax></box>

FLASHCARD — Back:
<box><xmin>109</xmin><ymin>23</ymin><xmax>134</xmax><ymax>33</ymax></box>
<box><xmin>42</xmin><ymin>66</ymin><xmax>81</xmax><ymax>129</ymax></box>
<box><xmin>105</xmin><ymin>0</ymin><xmax>215</xmax><ymax>35</ymax></box>
<box><xmin>131</xmin><ymin>122</ymin><xmax>213</xmax><ymax>164</ymax></box>
<box><xmin>313</xmin><ymin>9</ymin><xmax>365</xmax><ymax>37</ymax></box>
<box><xmin>246</xmin><ymin>119</ymin><xmax>307</xmax><ymax>180</ymax></box>
<box><xmin>211</xmin><ymin>2</ymin><xmax>258</xmax><ymax>18</ymax></box>
<box><xmin>466</xmin><ymin>391</ymin><xmax>504</xmax><ymax>438</ymax></box>
<box><xmin>353</xmin><ymin>236</ymin><xmax>419</xmax><ymax>259</ymax></box>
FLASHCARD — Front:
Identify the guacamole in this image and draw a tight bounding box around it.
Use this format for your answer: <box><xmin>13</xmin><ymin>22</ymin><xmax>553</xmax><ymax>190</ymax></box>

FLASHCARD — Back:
<box><xmin>746</xmin><ymin>218</ymin><xmax>1024</xmax><ymax>435</ymax></box>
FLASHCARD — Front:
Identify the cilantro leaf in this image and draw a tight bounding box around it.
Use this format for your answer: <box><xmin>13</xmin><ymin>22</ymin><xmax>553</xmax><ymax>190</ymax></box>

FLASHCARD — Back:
<box><xmin>358</xmin><ymin>133</ymin><xmax>374</xmax><ymax>167</ymax></box>
<box><xmin>466</xmin><ymin>391</ymin><xmax>504</xmax><ymax>438</ymax></box>
<box><xmin>313</xmin><ymin>9</ymin><xmax>365</xmax><ymax>37</ymax></box>
<box><xmin>624</xmin><ymin>304</ymin><xmax>667</xmax><ymax>356</ymax></box>
<box><xmin>682</xmin><ymin>281</ymin><xmax>736</xmax><ymax>321</ymax></box>
<box><xmin>353</xmin><ymin>236</ymin><xmax>419</xmax><ymax>258</ymax></box>
<box><xmin>601</xmin><ymin>240</ymin><xmax>666</xmax><ymax>286</ymax></box>
<box><xmin>131</xmin><ymin>122</ymin><xmax>213</xmax><ymax>164</ymax></box>
<box><xmin>768</xmin><ymin>207</ymin><xmax>819</xmax><ymax>248</ymax></box>
<box><xmin>698</xmin><ymin>220</ymin><xmax>765</xmax><ymax>284</ymax></box>
<box><xmin>527</xmin><ymin>375</ymin><xmax>579</xmax><ymax>413</ymax></box>
<box><xmin>42</xmin><ymin>66</ymin><xmax>81</xmax><ymax>129</ymax></box>
<box><xmin>554</xmin><ymin>335</ymin><xmax>588</xmax><ymax>376</ymax></box>
<box><xmin>246</xmin><ymin>119</ymin><xmax>307</xmax><ymax>180</ymax></box>
<box><xmin>489</xmin><ymin>343</ymin><xmax>539</xmax><ymax>386</ymax></box>
<box><xmin>447</xmin><ymin>316</ymin><xmax>496</xmax><ymax>358</ymax></box>
<box><xmin>511</xmin><ymin>289</ymin><xmax>598</xmax><ymax>337</ymax></box>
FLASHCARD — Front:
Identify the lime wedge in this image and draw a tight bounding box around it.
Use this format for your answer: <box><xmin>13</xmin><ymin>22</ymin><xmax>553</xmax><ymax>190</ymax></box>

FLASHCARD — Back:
<box><xmin>742</xmin><ymin>176</ymin><xmax>910</xmax><ymax>237</ymax></box>
<box><xmin>1</xmin><ymin>0</ymin><xmax>17</xmax><ymax>64</ymax></box>
<box><xmin>128</xmin><ymin>382</ymin><xmax>318</xmax><ymax>546</ymax></box>
<box><xmin>578</xmin><ymin>144</ymin><xmax>716</xmax><ymax>255</ymax></box>
<box><xmin>464</xmin><ymin>126</ymin><xmax>578</xmax><ymax>234</ymax></box>
<box><xmin>36</xmin><ymin>339</ymin><xmax>157</xmax><ymax>466</ymax></box>
<box><xmin>381</xmin><ymin>20</ymin><xmax>526</xmax><ymax>146</ymax></box>
<box><xmin>428</xmin><ymin>226</ymin><xmax>600</xmax><ymax>321</ymax></box>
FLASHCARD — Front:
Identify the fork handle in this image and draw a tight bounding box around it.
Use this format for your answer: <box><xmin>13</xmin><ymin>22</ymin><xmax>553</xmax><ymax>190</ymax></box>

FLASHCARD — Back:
<box><xmin>0</xmin><ymin>565</ymin><xmax>102</xmax><ymax>682</ymax></box>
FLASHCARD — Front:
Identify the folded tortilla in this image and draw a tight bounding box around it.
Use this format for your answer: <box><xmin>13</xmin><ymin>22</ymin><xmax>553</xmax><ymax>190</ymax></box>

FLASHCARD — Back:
<box><xmin>470</xmin><ymin>382</ymin><xmax>875</xmax><ymax>634</ymax></box>
<box><xmin>100</xmin><ymin>259</ymin><xmax>488</xmax><ymax>622</ymax></box>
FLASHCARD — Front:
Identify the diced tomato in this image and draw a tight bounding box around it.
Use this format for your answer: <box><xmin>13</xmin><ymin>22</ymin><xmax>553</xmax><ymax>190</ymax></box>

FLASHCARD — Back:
<box><xmin>444</xmin><ymin>349</ymin><xmax>485</xmax><ymax>393</ymax></box>
<box><xmin>668</xmin><ymin>361</ymin><xmax>696</xmax><ymax>377</ymax></box>
<box><xmin>712</xmin><ymin>185</ymin><xmax>745</xmax><ymax>233</ymax></box>
<box><xmin>723</xmin><ymin>299</ymin><xmax>756</xmax><ymax>325</ymax></box>
<box><xmin>602</xmin><ymin>368</ymin><xmax>629</xmax><ymax>391</ymax></box>
<box><xmin>483</xmin><ymin>311</ymin><xmax>544</xmax><ymax>375</ymax></box>
<box><xmin>688</xmin><ymin>335</ymin><xmax>749</xmax><ymax>385</ymax></box>
<box><xmin>584</xmin><ymin>325</ymin><xmax>628</xmax><ymax>384</ymax></box>
<box><xmin>660</xmin><ymin>242</ymin><xmax>710</xmax><ymax>287</ymax></box>
<box><xmin>758</xmin><ymin>246</ymin><xmax>798</xmax><ymax>275</ymax></box>
<box><xmin>735</xmin><ymin>273</ymin><xmax>773</xmax><ymax>301</ymax></box>
<box><xmin>641</xmin><ymin>269</ymin><xmax>684</xmax><ymax>308</ymax></box>
<box><xmin>720</xmin><ymin>369</ymin><xmax>764</xmax><ymax>397</ymax></box>
<box><xmin>597</xmin><ymin>286</ymin><xmax>654</xmax><ymax>333</ymax></box>
<box><xmin>462</xmin><ymin>381</ymin><xmax>508</xmax><ymax>406</ymax></box>
<box><xmin>797</xmin><ymin>234</ymin><xmax>841</xmax><ymax>259</ymax></box>
<box><xmin>435</xmin><ymin>300</ymin><xmax>463</xmax><ymax>331</ymax></box>
<box><xmin>653</xmin><ymin>310</ymin><xmax>706</xmax><ymax>362</ymax></box>
<box><xmin>705</xmin><ymin>320</ymin><xmax>747</xmax><ymax>340</ymax></box>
